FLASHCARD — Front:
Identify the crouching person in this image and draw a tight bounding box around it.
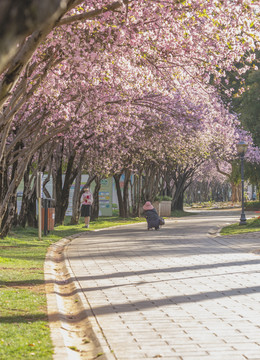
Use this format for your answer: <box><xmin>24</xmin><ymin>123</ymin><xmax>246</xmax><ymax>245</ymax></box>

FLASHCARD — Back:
<box><xmin>143</xmin><ymin>201</ymin><xmax>160</xmax><ymax>230</ymax></box>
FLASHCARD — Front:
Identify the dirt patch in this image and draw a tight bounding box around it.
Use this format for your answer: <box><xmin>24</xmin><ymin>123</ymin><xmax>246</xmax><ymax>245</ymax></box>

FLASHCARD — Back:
<box><xmin>11</xmin><ymin>283</ymin><xmax>46</xmax><ymax>292</ymax></box>
<box><xmin>0</xmin><ymin>246</ymin><xmax>19</xmax><ymax>249</ymax></box>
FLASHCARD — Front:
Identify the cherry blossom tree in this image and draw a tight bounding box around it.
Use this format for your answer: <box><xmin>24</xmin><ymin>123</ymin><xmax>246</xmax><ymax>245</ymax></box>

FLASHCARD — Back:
<box><xmin>0</xmin><ymin>0</ymin><xmax>259</xmax><ymax>236</ymax></box>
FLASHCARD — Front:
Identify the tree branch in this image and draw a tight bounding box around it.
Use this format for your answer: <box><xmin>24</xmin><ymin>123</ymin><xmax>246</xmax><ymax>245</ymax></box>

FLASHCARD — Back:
<box><xmin>56</xmin><ymin>1</ymin><xmax>125</xmax><ymax>27</ymax></box>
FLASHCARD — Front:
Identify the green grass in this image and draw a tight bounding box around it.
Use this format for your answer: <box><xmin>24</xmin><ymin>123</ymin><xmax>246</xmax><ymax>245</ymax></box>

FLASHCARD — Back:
<box><xmin>0</xmin><ymin>212</ymin><xmax>197</xmax><ymax>359</ymax></box>
<box><xmin>220</xmin><ymin>216</ymin><xmax>260</xmax><ymax>236</ymax></box>
<box><xmin>0</xmin><ymin>231</ymin><xmax>54</xmax><ymax>359</ymax></box>
<box><xmin>171</xmin><ymin>210</ymin><xmax>197</xmax><ymax>217</ymax></box>
<box><xmin>0</xmin><ymin>216</ymin><xmax>145</xmax><ymax>359</ymax></box>
<box><xmin>189</xmin><ymin>201</ymin><xmax>241</xmax><ymax>210</ymax></box>
<box><xmin>82</xmin><ymin>216</ymin><xmax>145</xmax><ymax>229</ymax></box>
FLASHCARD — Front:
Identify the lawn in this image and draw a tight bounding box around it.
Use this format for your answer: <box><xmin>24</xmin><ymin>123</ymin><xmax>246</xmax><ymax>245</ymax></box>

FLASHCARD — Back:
<box><xmin>0</xmin><ymin>232</ymin><xmax>55</xmax><ymax>360</ymax></box>
<box><xmin>0</xmin><ymin>211</ymin><xmax>199</xmax><ymax>359</ymax></box>
<box><xmin>171</xmin><ymin>210</ymin><xmax>197</xmax><ymax>217</ymax></box>
<box><xmin>0</xmin><ymin>216</ymin><xmax>145</xmax><ymax>360</ymax></box>
<box><xmin>220</xmin><ymin>216</ymin><xmax>260</xmax><ymax>236</ymax></box>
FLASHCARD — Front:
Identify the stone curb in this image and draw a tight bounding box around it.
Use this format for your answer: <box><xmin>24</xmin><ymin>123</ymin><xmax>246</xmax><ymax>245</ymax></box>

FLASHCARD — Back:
<box><xmin>208</xmin><ymin>226</ymin><xmax>222</xmax><ymax>237</ymax></box>
<box><xmin>44</xmin><ymin>233</ymin><xmax>116</xmax><ymax>360</ymax></box>
<box><xmin>64</xmin><ymin>243</ymin><xmax>116</xmax><ymax>360</ymax></box>
<box><xmin>44</xmin><ymin>237</ymin><xmax>74</xmax><ymax>360</ymax></box>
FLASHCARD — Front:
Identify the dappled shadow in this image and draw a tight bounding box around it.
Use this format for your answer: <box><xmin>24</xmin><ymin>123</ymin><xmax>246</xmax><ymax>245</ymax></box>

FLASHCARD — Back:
<box><xmin>0</xmin><ymin>313</ymin><xmax>48</xmax><ymax>324</ymax></box>
<box><xmin>55</xmin><ymin>265</ymin><xmax>260</xmax><ymax>297</ymax></box>
<box><xmin>0</xmin><ymin>276</ymin><xmax>76</xmax><ymax>287</ymax></box>
<box><xmin>51</xmin><ymin>229</ymin><xmax>88</xmax><ymax>238</ymax></box>
<box><xmin>68</xmin><ymin>218</ymin><xmax>260</xmax><ymax>260</ymax></box>
<box><xmin>2</xmin><ymin>252</ymin><xmax>45</xmax><ymax>265</ymax></box>
<box><xmin>0</xmin><ymin>279</ymin><xmax>45</xmax><ymax>287</ymax></box>
<box><xmin>0</xmin><ymin>255</ymin><xmax>47</xmax><ymax>261</ymax></box>
<box><xmin>0</xmin><ymin>243</ymin><xmax>49</xmax><ymax>248</ymax></box>
<box><xmin>90</xmin><ymin>285</ymin><xmax>260</xmax><ymax>316</ymax></box>
<box><xmin>69</xmin><ymin>257</ymin><xmax>260</xmax><ymax>282</ymax></box>
<box><xmin>56</xmin><ymin>256</ymin><xmax>260</xmax><ymax>299</ymax></box>
<box><xmin>0</xmin><ymin>310</ymin><xmax>89</xmax><ymax>324</ymax></box>
<box><xmin>67</xmin><ymin>239</ymin><xmax>242</xmax><ymax>260</ymax></box>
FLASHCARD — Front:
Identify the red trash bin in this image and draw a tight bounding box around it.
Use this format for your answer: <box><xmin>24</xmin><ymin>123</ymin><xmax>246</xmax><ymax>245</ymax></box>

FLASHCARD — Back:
<box><xmin>41</xmin><ymin>208</ymin><xmax>55</xmax><ymax>230</ymax></box>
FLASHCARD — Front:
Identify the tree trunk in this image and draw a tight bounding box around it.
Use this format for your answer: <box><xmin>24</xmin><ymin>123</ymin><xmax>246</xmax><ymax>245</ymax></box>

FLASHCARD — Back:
<box><xmin>70</xmin><ymin>169</ymin><xmax>82</xmax><ymax>225</ymax></box>
<box><xmin>114</xmin><ymin>173</ymin><xmax>124</xmax><ymax>218</ymax></box>
<box><xmin>130</xmin><ymin>173</ymin><xmax>143</xmax><ymax>217</ymax></box>
<box><xmin>141</xmin><ymin>164</ymin><xmax>161</xmax><ymax>203</ymax></box>
<box><xmin>166</xmin><ymin>165</ymin><xmax>195</xmax><ymax>212</ymax></box>
<box><xmin>18</xmin><ymin>167</ymin><xmax>42</xmax><ymax>228</ymax></box>
<box><xmin>27</xmin><ymin>191</ymin><xmax>38</xmax><ymax>227</ymax></box>
<box><xmin>171</xmin><ymin>176</ymin><xmax>186</xmax><ymax>211</ymax></box>
<box><xmin>18</xmin><ymin>164</ymin><xmax>33</xmax><ymax>227</ymax></box>
<box><xmin>231</xmin><ymin>183</ymin><xmax>241</xmax><ymax>203</ymax></box>
<box><xmin>54</xmin><ymin>156</ymin><xmax>63</xmax><ymax>224</ymax></box>
<box><xmin>54</xmin><ymin>152</ymin><xmax>78</xmax><ymax>225</ymax></box>
<box><xmin>91</xmin><ymin>178</ymin><xmax>101</xmax><ymax>220</ymax></box>
<box><xmin>0</xmin><ymin>156</ymin><xmax>23</xmax><ymax>237</ymax></box>
<box><xmin>172</xmin><ymin>190</ymin><xmax>184</xmax><ymax>211</ymax></box>
<box><xmin>1</xmin><ymin>199</ymin><xmax>16</xmax><ymax>238</ymax></box>
<box><xmin>122</xmin><ymin>169</ymin><xmax>131</xmax><ymax>218</ymax></box>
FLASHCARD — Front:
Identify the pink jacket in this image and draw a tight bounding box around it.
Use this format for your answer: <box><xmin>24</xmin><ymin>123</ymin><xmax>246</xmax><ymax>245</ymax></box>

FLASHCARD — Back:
<box><xmin>81</xmin><ymin>191</ymin><xmax>93</xmax><ymax>205</ymax></box>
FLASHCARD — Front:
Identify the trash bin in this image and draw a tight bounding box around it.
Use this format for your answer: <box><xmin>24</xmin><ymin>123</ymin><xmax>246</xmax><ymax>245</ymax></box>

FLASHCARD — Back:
<box><xmin>41</xmin><ymin>198</ymin><xmax>55</xmax><ymax>235</ymax></box>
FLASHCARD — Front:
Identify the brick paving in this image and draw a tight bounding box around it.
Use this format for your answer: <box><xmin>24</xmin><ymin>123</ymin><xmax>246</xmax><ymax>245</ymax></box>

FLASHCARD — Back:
<box><xmin>65</xmin><ymin>212</ymin><xmax>260</xmax><ymax>360</ymax></box>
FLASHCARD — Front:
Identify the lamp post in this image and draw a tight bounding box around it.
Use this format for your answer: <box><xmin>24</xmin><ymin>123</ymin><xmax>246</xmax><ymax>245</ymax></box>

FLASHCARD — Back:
<box><xmin>236</xmin><ymin>141</ymin><xmax>248</xmax><ymax>225</ymax></box>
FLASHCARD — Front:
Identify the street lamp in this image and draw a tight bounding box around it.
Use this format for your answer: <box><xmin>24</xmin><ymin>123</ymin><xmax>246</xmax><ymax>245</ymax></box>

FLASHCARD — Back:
<box><xmin>236</xmin><ymin>141</ymin><xmax>248</xmax><ymax>225</ymax></box>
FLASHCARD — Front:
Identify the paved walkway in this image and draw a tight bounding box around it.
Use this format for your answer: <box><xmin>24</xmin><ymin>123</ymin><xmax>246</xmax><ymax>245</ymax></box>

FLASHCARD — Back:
<box><xmin>64</xmin><ymin>210</ymin><xmax>260</xmax><ymax>360</ymax></box>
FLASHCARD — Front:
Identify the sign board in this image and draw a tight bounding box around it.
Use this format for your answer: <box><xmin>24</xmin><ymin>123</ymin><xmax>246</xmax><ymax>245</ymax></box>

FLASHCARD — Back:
<box><xmin>99</xmin><ymin>178</ymin><xmax>113</xmax><ymax>216</ymax></box>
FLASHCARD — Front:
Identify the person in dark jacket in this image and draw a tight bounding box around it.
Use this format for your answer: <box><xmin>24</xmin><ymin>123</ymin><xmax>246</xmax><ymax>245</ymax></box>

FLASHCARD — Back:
<box><xmin>143</xmin><ymin>201</ymin><xmax>160</xmax><ymax>230</ymax></box>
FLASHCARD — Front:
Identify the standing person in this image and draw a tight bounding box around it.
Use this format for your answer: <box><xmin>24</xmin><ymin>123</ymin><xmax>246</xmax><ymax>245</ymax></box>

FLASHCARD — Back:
<box><xmin>80</xmin><ymin>186</ymin><xmax>93</xmax><ymax>228</ymax></box>
<box><xmin>143</xmin><ymin>201</ymin><xmax>160</xmax><ymax>230</ymax></box>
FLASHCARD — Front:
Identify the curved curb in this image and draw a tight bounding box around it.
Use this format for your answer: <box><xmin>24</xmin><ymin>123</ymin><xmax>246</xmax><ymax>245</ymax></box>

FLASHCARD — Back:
<box><xmin>44</xmin><ymin>237</ymin><xmax>75</xmax><ymax>360</ymax></box>
<box><xmin>44</xmin><ymin>233</ymin><xmax>116</xmax><ymax>360</ymax></box>
<box><xmin>64</xmin><ymin>241</ymin><xmax>116</xmax><ymax>360</ymax></box>
<box><xmin>208</xmin><ymin>226</ymin><xmax>222</xmax><ymax>237</ymax></box>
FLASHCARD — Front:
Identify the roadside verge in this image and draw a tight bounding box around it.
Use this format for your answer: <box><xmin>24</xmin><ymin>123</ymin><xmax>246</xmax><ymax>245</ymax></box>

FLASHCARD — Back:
<box><xmin>44</xmin><ymin>234</ymin><xmax>115</xmax><ymax>360</ymax></box>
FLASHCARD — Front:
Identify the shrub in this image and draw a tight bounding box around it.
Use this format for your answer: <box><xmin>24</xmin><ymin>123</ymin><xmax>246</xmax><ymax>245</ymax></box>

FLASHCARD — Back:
<box><xmin>245</xmin><ymin>201</ymin><xmax>260</xmax><ymax>211</ymax></box>
<box><xmin>154</xmin><ymin>195</ymin><xmax>172</xmax><ymax>202</ymax></box>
